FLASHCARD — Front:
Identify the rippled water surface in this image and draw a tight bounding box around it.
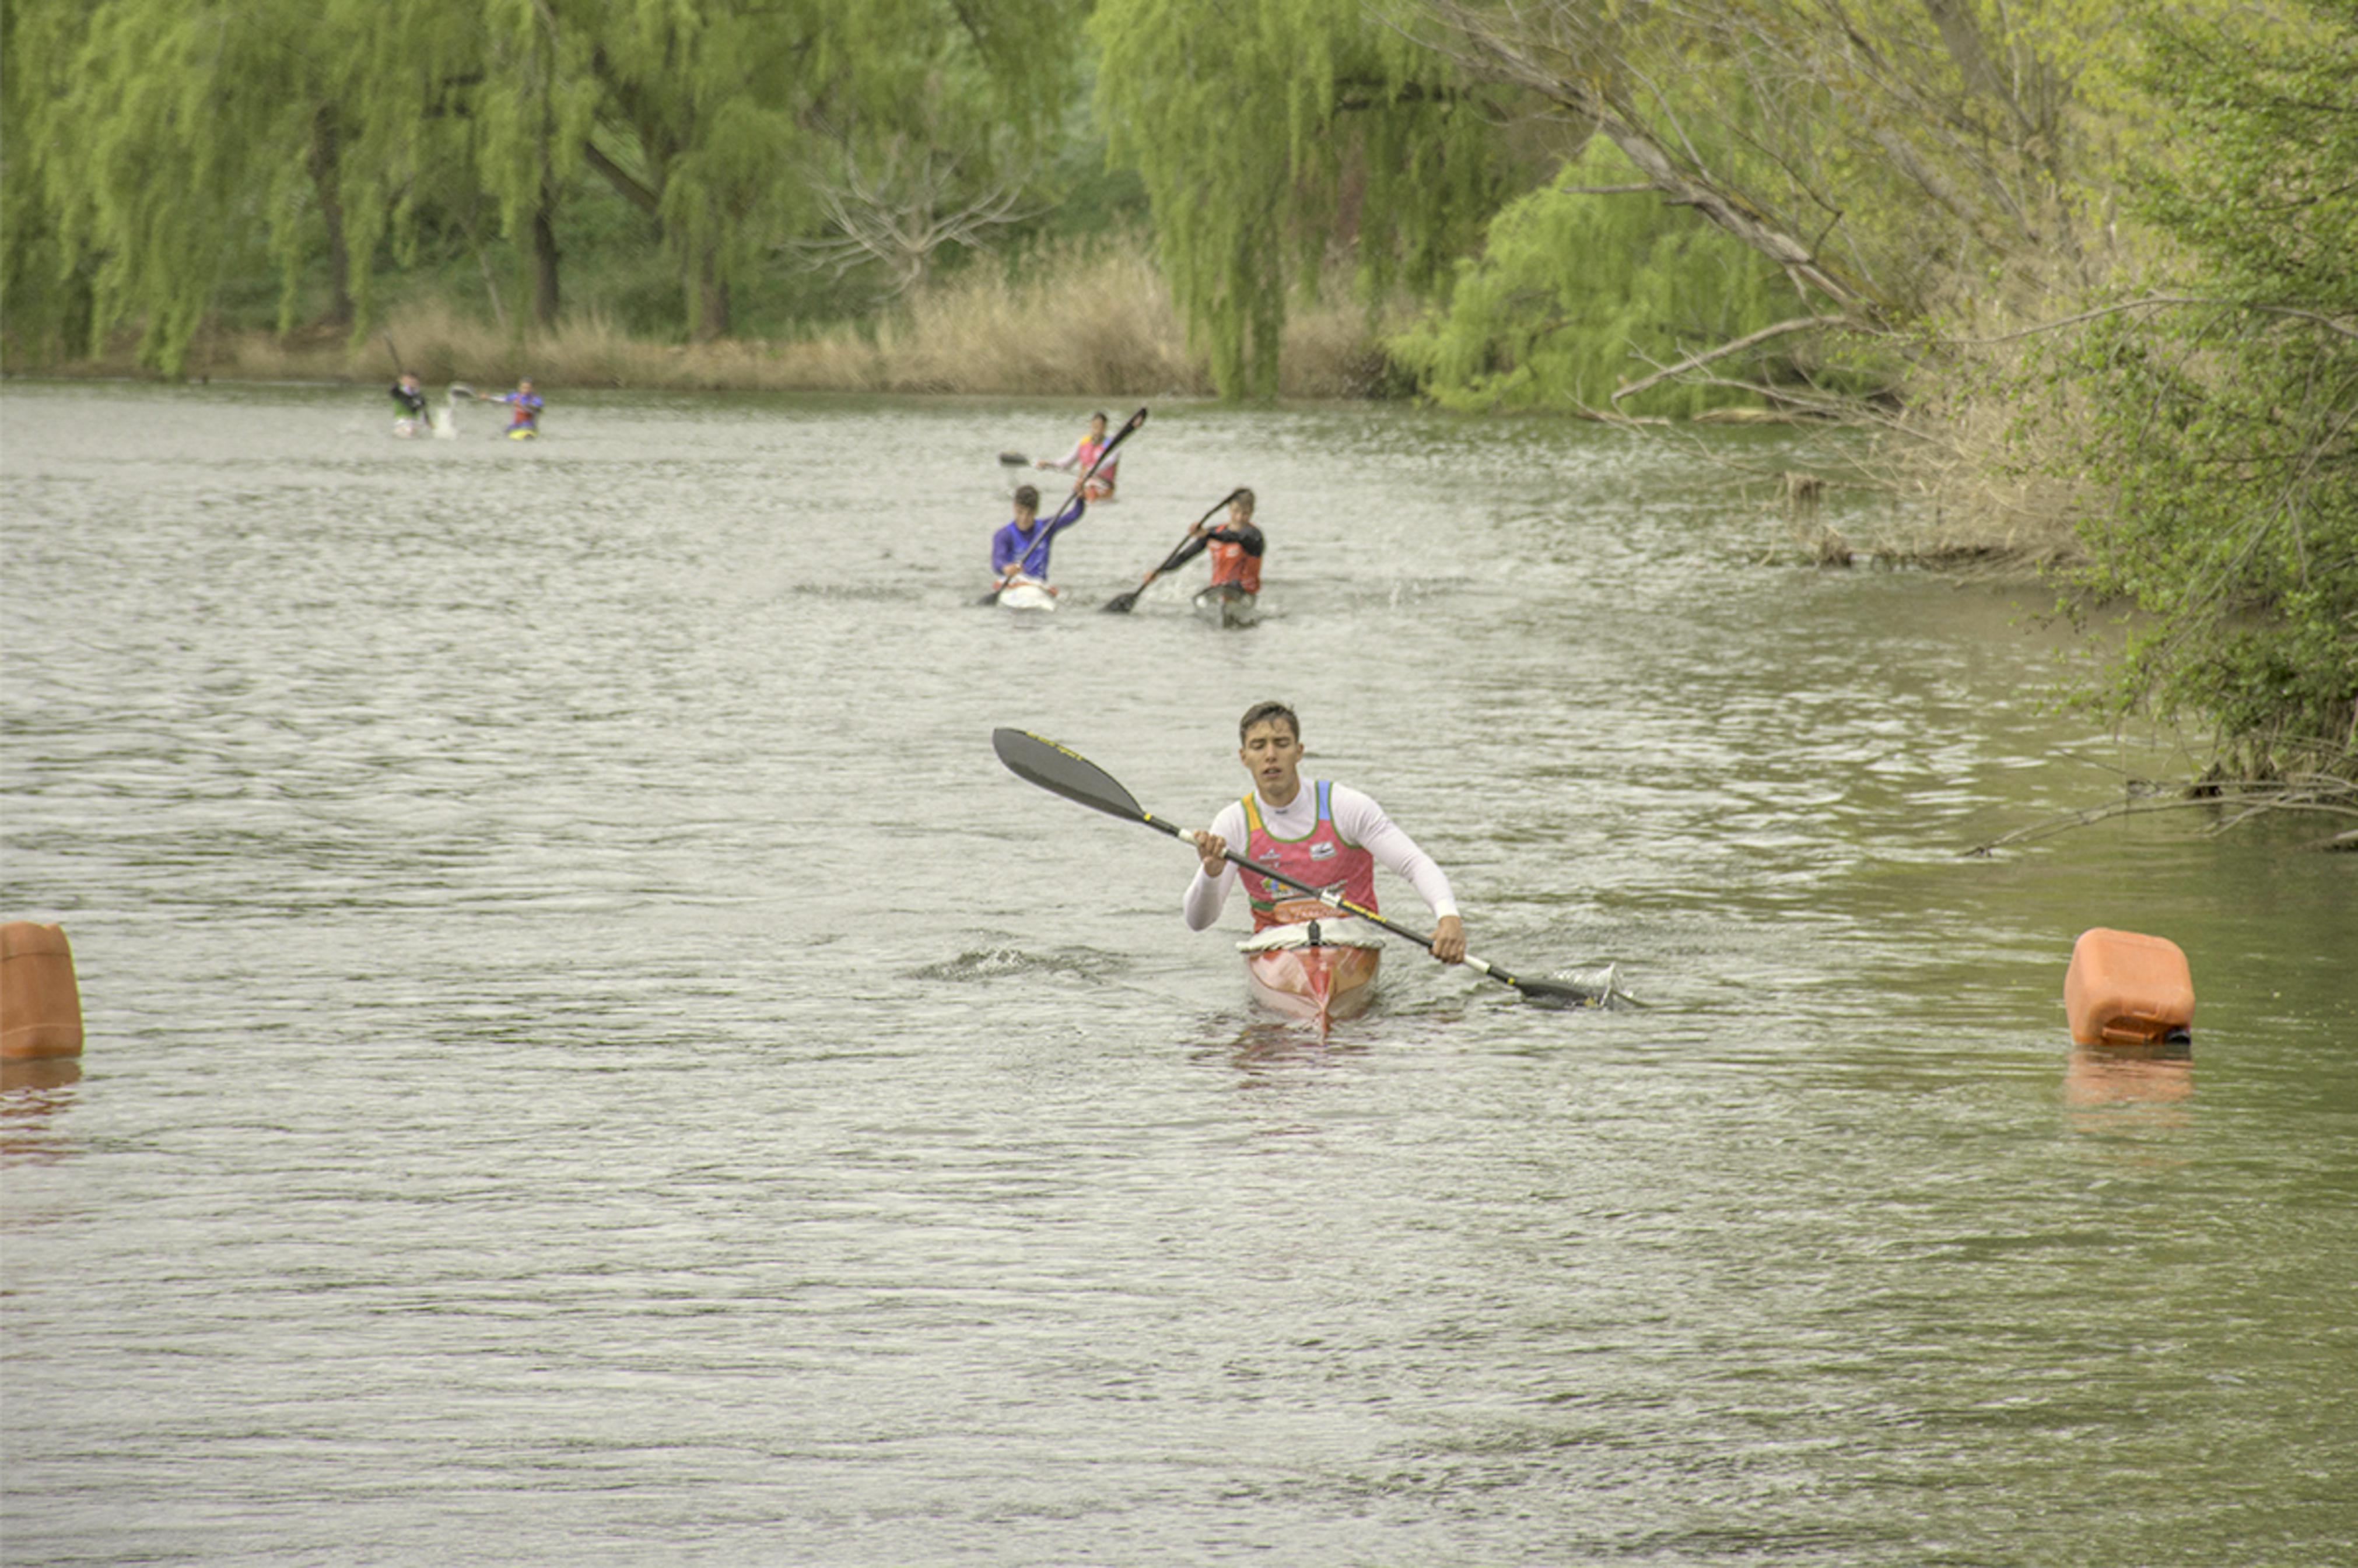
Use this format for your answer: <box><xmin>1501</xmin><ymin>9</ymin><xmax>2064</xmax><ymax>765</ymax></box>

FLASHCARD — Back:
<box><xmin>4</xmin><ymin>382</ymin><xmax>2353</xmax><ymax>1565</ymax></box>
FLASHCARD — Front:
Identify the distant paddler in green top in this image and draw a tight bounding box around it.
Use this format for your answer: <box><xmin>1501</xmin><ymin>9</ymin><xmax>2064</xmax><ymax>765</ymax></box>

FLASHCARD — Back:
<box><xmin>390</xmin><ymin>372</ymin><xmax>428</xmax><ymax>438</ymax></box>
<box><xmin>476</xmin><ymin>376</ymin><xmax>543</xmax><ymax>439</ymax></box>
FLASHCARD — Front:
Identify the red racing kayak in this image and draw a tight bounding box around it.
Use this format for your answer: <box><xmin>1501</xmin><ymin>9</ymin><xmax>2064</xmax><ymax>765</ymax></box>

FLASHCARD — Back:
<box><xmin>1239</xmin><ymin>918</ymin><xmax>1383</xmax><ymax>1032</ymax></box>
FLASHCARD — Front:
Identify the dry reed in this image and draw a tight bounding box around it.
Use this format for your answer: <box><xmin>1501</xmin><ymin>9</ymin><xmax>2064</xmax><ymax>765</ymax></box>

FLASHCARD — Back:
<box><xmin>47</xmin><ymin>234</ymin><xmax>1396</xmax><ymax>402</ymax></box>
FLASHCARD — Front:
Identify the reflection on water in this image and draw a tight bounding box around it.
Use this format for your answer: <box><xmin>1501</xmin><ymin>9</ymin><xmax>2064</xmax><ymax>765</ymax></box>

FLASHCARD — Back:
<box><xmin>1194</xmin><ymin>1019</ymin><xmax>1376</xmax><ymax>1073</ymax></box>
<box><xmin>1</xmin><ymin>384</ymin><xmax>2351</xmax><ymax>1567</ymax></box>
<box><xmin>0</xmin><ymin>1058</ymin><xmax>81</xmax><ymax>1166</ymax></box>
<box><xmin>2065</xmin><ymin>1044</ymin><xmax>2195</xmax><ymax>1140</ymax></box>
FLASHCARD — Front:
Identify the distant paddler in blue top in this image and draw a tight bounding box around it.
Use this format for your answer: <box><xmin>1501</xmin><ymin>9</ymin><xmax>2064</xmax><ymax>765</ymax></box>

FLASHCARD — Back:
<box><xmin>475</xmin><ymin>376</ymin><xmax>542</xmax><ymax>439</ymax></box>
<box><xmin>987</xmin><ymin>479</ymin><xmax>1088</xmax><ymax>610</ymax></box>
<box><xmin>1036</xmin><ymin>411</ymin><xmax>1119</xmax><ymax>500</ymax></box>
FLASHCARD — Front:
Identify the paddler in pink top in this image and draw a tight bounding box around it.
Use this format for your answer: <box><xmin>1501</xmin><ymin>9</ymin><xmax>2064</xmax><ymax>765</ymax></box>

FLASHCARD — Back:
<box><xmin>1182</xmin><ymin>700</ymin><xmax>1467</xmax><ymax>962</ymax></box>
<box><xmin>1036</xmin><ymin>410</ymin><xmax>1119</xmax><ymax>500</ymax></box>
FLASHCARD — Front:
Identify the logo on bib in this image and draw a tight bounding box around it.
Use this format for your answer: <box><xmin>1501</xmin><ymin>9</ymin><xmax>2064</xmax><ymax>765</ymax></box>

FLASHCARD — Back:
<box><xmin>1309</xmin><ymin>841</ymin><xmax>1337</xmax><ymax>860</ymax></box>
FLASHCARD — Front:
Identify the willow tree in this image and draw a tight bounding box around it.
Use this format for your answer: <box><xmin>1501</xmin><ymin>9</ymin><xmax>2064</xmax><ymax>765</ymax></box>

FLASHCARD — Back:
<box><xmin>566</xmin><ymin>0</ymin><xmax>1076</xmax><ymax>339</ymax></box>
<box><xmin>4</xmin><ymin>0</ymin><xmax>359</xmax><ymax>373</ymax></box>
<box><xmin>471</xmin><ymin>0</ymin><xmax>599</xmax><ymax>329</ymax></box>
<box><xmin>1415</xmin><ymin>0</ymin><xmax>2114</xmax><ymax>369</ymax></box>
<box><xmin>1386</xmin><ymin>143</ymin><xmax>1825</xmax><ymax>416</ymax></box>
<box><xmin>1</xmin><ymin>0</ymin><xmax>528</xmax><ymax>371</ymax></box>
<box><xmin>1092</xmin><ymin>0</ymin><xmax>1527</xmax><ymax>398</ymax></box>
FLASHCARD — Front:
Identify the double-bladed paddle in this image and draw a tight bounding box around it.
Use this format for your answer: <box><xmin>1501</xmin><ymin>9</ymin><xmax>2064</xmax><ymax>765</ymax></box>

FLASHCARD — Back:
<box><xmin>991</xmin><ymin>727</ymin><xmax>1609</xmax><ymax>1007</ymax></box>
<box><xmin>1101</xmin><ymin>487</ymin><xmax>1249</xmax><ymax>613</ymax></box>
<box><xmin>980</xmin><ymin>408</ymin><xmax>1148</xmax><ymax>607</ymax></box>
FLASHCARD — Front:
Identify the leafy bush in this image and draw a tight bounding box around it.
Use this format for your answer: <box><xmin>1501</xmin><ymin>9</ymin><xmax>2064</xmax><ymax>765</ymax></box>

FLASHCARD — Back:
<box><xmin>1385</xmin><ymin>145</ymin><xmax>1818</xmax><ymax>418</ymax></box>
<box><xmin>2041</xmin><ymin>0</ymin><xmax>2357</xmax><ymax>775</ymax></box>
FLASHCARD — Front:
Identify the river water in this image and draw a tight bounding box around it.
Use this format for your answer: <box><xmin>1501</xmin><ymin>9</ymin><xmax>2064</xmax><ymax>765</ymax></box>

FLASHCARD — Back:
<box><xmin>2</xmin><ymin>381</ymin><xmax>2352</xmax><ymax>1566</ymax></box>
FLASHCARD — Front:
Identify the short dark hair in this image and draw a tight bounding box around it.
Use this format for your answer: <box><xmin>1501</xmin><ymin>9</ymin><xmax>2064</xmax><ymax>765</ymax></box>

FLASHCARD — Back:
<box><xmin>1238</xmin><ymin>700</ymin><xmax>1298</xmax><ymax>743</ymax></box>
<box><xmin>1014</xmin><ymin>485</ymin><xmax>1040</xmax><ymax>510</ymax></box>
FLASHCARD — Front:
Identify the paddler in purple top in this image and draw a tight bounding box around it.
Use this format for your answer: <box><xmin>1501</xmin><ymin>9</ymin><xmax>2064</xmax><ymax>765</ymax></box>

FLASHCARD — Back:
<box><xmin>990</xmin><ymin>478</ymin><xmax>1088</xmax><ymax>598</ymax></box>
<box><xmin>1183</xmin><ymin>700</ymin><xmax>1467</xmax><ymax>962</ymax></box>
<box><xmin>475</xmin><ymin>376</ymin><xmax>543</xmax><ymax>434</ymax></box>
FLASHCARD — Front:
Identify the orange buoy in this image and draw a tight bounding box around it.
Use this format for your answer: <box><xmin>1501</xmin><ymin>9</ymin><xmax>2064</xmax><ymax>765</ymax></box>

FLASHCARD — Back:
<box><xmin>1</xmin><ymin>922</ymin><xmax>85</xmax><ymax>1060</ymax></box>
<box><xmin>2064</xmin><ymin>927</ymin><xmax>2194</xmax><ymax>1049</ymax></box>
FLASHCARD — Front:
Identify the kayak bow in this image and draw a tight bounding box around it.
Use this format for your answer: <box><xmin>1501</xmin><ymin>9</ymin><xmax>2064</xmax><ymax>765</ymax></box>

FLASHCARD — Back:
<box><xmin>1192</xmin><ymin>583</ymin><xmax>1258</xmax><ymax>628</ymax></box>
<box><xmin>1241</xmin><ymin>918</ymin><xmax>1383</xmax><ymax>1030</ymax></box>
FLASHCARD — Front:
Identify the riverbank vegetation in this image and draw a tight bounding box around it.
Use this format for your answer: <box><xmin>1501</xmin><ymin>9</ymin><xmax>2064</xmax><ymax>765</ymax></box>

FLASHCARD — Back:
<box><xmin>4</xmin><ymin>0</ymin><xmax>2350</xmax><ymax>783</ymax></box>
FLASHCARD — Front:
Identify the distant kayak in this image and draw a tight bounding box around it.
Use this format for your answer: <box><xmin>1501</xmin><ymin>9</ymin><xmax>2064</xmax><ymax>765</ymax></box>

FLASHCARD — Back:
<box><xmin>1193</xmin><ymin>583</ymin><xmax>1258</xmax><ymax>628</ymax></box>
<box><xmin>995</xmin><ymin>577</ymin><xmax>1057</xmax><ymax>612</ymax></box>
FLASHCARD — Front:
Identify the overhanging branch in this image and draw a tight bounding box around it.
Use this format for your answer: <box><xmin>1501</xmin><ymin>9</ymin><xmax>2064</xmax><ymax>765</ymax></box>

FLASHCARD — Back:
<box><xmin>1612</xmin><ymin>314</ymin><xmax>1852</xmax><ymax>402</ymax></box>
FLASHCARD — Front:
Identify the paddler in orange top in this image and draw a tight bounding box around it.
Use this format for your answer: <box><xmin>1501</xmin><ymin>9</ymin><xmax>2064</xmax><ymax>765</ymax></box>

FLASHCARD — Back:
<box><xmin>1182</xmin><ymin>700</ymin><xmax>1466</xmax><ymax>962</ymax></box>
<box><xmin>1161</xmin><ymin>487</ymin><xmax>1264</xmax><ymax>597</ymax></box>
<box><xmin>1036</xmin><ymin>411</ymin><xmax>1120</xmax><ymax>500</ymax></box>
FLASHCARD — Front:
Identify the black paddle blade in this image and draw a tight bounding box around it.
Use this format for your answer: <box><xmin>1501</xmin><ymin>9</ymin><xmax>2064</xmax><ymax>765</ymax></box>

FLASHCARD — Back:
<box><xmin>1507</xmin><ymin>974</ymin><xmax>1607</xmax><ymax>1009</ymax></box>
<box><xmin>998</xmin><ymin>451</ymin><xmax>1028</xmax><ymax>465</ymax></box>
<box><xmin>1481</xmin><ymin>962</ymin><xmax>1629</xmax><ymax>1009</ymax></box>
<box><xmin>992</xmin><ymin>729</ymin><xmax>1148</xmax><ymax>824</ymax></box>
<box><xmin>1100</xmin><ymin>588</ymin><xmax>1143</xmax><ymax>613</ymax></box>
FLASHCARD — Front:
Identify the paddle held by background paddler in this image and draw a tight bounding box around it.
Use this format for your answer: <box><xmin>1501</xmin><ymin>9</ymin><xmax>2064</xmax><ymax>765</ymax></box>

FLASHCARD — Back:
<box><xmin>1035</xmin><ymin>410</ymin><xmax>1121</xmax><ymax>501</ymax></box>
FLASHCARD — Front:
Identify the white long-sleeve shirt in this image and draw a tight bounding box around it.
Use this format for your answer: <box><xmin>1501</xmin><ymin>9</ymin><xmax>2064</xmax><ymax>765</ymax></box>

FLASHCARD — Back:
<box><xmin>1043</xmin><ymin>439</ymin><xmax>1117</xmax><ymax>477</ymax></box>
<box><xmin>1183</xmin><ymin>783</ymin><xmax>1458</xmax><ymax>931</ymax></box>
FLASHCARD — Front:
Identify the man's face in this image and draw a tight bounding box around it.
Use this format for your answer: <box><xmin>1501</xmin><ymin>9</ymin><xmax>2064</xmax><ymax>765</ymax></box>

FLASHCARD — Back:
<box><xmin>1238</xmin><ymin>718</ymin><xmax>1302</xmax><ymax>805</ymax></box>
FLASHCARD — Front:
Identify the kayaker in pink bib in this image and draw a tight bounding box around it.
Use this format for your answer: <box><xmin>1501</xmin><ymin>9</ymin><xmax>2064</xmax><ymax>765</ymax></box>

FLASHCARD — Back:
<box><xmin>1036</xmin><ymin>411</ymin><xmax>1119</xmax><ymax>500</ymax></box>
<box><xmin>1182</xmin><ymin>700</ymin><xmax>1466</xmax><ymax>962</ymax></box>
<box><xmin>1239</xmin><ymin>781</ymin><xmax>1376</xmax><ymax>929</ymax></box>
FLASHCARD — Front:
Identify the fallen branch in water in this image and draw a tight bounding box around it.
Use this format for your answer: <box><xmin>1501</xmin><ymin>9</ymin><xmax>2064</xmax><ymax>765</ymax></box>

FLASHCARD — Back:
<box><xmin>1966</xmin><ymin>774</ymin><xmax>2358</xmax><ymax>855</ymax></box>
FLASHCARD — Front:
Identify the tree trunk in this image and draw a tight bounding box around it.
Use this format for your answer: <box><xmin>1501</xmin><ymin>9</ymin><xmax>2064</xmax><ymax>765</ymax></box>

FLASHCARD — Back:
<box><xmin>531</xmin><ymin>187</ymin><xmax>562</xmax><ymax>329</ymax></box>
<box><xmin>307</xmin><ymin>105</ymin><xmax>355</xmax><ymax>327</ymax></box>
<box><xmin>691</xmin><ymin>248</ymin><xmax>730</xmax><ymax>342</ymax></box>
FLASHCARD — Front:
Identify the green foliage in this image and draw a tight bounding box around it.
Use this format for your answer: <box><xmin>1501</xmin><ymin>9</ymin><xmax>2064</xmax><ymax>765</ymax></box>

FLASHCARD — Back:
<box><xmin>0</xmin><ymin>0</ymin><xmax>1082</xmax><ymax>366</ymax></box>
<box><xmin>8</xmin><ymin>1</ymin><xmax>298</xmax><ymax>373</ymax></box>
<box><xmin>1384</xmin><ymin>144</ymin><xmax>1804</xmax><ymax>416</ymax></box>
<box><xmin>1092</xmin><ymin>0</ymin><xmax>1524</xmax><ymax>398</ymax></box>
<box><xmin>2048</xmin><ymin>0</ymin><xmax>2358</xmax><ymax>772</ymax></box>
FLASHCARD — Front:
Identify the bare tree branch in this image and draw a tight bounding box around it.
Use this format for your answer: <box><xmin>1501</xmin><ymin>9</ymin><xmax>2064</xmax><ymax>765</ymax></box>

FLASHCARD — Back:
<box><xmin>1612</xmin><ymin>313</ymin><xmax>1854</xmax><ymax>402</ymax></box>
<box><xmin>790</xmin><ymin>136</ymin><xmax>1040</xmax><ymax>297</ymax></box>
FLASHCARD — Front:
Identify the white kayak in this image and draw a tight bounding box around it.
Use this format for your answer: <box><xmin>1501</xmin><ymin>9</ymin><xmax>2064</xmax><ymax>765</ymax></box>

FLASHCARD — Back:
<box><xmin>1192</xmin><ymin>583</ymin><xmax>1259</xmax><ymax>628</ymax></box>
<box><xmin>996</xmin><ymin>576</ymin><xmax>1058</xmax><ymax>612</ymax></box>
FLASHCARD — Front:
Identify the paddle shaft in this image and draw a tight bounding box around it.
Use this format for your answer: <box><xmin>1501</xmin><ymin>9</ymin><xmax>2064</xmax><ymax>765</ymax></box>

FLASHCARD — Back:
<box><xmin>1167</xmin><ymin>824</ymin><xmax>1552</xmax><ymax>986</ymax></box>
